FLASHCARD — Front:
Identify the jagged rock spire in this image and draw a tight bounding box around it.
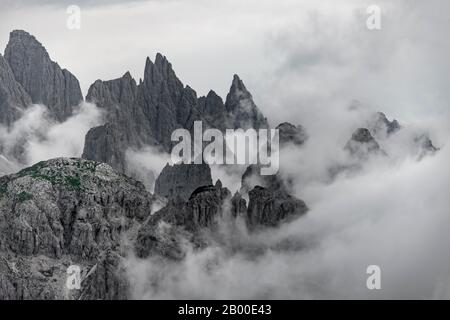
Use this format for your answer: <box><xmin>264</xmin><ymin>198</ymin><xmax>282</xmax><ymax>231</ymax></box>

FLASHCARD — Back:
<box><xmin>225</xmin><ymin>74</ymin><xmax>268</xmax><ymax>129</ymax></box>
<box><xmin>4</xmin><ymin>30</ymin><xmax>83</xmax><ymax>121</ymax></box>
<box><xmin>225</xmin><ymin>74</ymin><xmax>252</xmax><ymax>112</ymax></box>
<box><xmin>83</xmin><ymin>55</ymin><xmax>270</xmax><ymax>173</ymax></box>
<box><xmin>0</xmin><ymin>54</ymin><xmax>32</xmax><ymax>125</ymax></box>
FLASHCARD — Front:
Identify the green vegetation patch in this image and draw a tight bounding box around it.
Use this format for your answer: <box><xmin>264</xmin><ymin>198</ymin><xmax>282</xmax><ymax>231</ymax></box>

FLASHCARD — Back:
<box><xmin>17</xmin><ymin>191</ymin><xmax>33</xmax><ymax>203</ymax></box>
<box><xmin>33</xmin><ymin>173</ymin><xmax>83</xmax><ymax>190</ymax></box>
<box><xmin>17</xmin><ymin>161</ymin><xmax>46</xmax><ymax>178</ymax></box>
<box><xmin>76</xmin><ymin>160</ymin><xmax>97</xmax><ymax>173</ymax></box>
<box><xmin>65</xmin><ymin>176</ymin><xmax>81</xmax><ymax>189</ymax></box>
<box><xmin>16</xmin><ymin>160</ymin><xmax>88</xmax><ymax>190</ymax></box>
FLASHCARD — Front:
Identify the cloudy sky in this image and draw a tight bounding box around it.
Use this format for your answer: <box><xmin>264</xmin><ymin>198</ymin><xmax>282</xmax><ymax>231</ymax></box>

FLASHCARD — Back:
<box><xmin>1</xmin><ymin>0</ymin><xmax>449</xmax><ymax>130</ymax></box>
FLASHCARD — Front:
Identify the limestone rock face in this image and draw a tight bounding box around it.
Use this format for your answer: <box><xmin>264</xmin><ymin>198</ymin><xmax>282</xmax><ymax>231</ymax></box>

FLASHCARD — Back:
<box><xmin>225</xmin><ymin>74</ymin><xmax>269</xmax><ymax>130</ymax></box>
<box><xmin>231</xmin><ymin>191</ymin><xmax>247</xmax><ymax>218</ymax></box>
<box><xmin>82</xmin><ymin>123</ymin><xmax>130</xmax><ymax>173</ymax></box>
<box><xmin>0</xmin><ymin>158</ymin><xmax>154</xmax><ymax>299</ymax></box>
<box><xmin>82</xmin><ymin>56</ymin><xmax>268</xmax><ymax>172</ymax></box>
<box><xmin>247</xmin><ymin>186</ymin><xmax>307</xmax><ymax>229</ymax></box>
<box><xmin>0</xmin><ymin>54</ymin><xmax>32</xmax><ymax>126</ymax></box>
<box><xmin>154</xmin><ymin>163</ymin><xmax>212</xmax><ymax>202</ymax></box>
<box><xmin>4</xmin><ymin>30</ymin><xmax>83</xmax><ymax>121</ymax></box>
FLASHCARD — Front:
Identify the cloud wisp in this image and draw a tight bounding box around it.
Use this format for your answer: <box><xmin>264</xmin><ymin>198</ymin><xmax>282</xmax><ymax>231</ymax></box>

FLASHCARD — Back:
<box><xmin>126</xmin><ymin>129</ymin><xmax>449</xmax><ymax>299</ymax></box>
<box><xmin>0</xmin><ymin>102</ymin><xmax>103</xmax><ymax>171</ymax></box>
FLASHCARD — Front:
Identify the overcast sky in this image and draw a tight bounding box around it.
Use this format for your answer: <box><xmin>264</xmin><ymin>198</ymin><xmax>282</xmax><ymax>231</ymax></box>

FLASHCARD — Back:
<box><xmin>1</xmin><ymin>0</ymin><xmax>449</xmax><ymax>128</ymax></box>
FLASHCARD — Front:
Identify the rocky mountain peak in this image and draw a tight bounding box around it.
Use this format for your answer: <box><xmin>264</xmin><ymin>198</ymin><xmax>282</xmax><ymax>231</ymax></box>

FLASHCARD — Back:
<box><xmin>7</xmin><ymin>30</ymin><xmax>47</xmax><ymax>57</ymax></box>
<box><xmin>215</xmin><ymin>179</ymin><xmax>223</xmax><ymax>189</ymax></box>
<box><xmin>225</xmin><ymin>74</ymin><xmax>252</xmax><ymax>113</ymax></box>
<box><xmin>154</xmin><ymin>162</ymin><xmax>213</xmax><ymax>202</ymax></box>
<box><xmin>345</xmin><ymin>128</ymin><xmax>386</xmax><ymax>159</ymax></box>
<box><xmin>143</xmin><ymin>54</ymin><xmax>183</xmax><ymax>92</ymax></box>
<box><xmin>226</xmin><ymin>74</ymin><xmax>251</xmax><ymax>106</ymax></box>
<box><xmin>241</xmin><ymin>164</ymin><xmax>288</xmax><ymax>194</ymax></box>
<box><xmin>414</xmin><ymin>134</ymin><xmax>439</xmax><ymax>159</ymax></box>
<box><xmin>0</xmin><ymin>53</ymin><xmax>32</xmax><ymax>126</ymax></box>
<box><xmin>224</xmin><ymin>74</ymin><xmax>268</xmax><ymax>130</ymax></box>
<box><xmin>122</xmin><ymin>71</ymin><xmax>133</xmax><ymax>80</ymax></box>
<box><xmin>4</xmin><ymin>30</ymin><xmax>83</xmax><ymax>122</ymax></box>
<box><xmin>203</xmin><ymin>90</ymin><xmax>224</xmax><ymax>111</ymax></box>
<box><xmin>83</xmin><ymin>53</ymin><xmax>269</xmax><ymax>173</ymax></box>
<box><xmin>154</xmin><ymin>52</ymin><xmax>171</xmax><ymax>74</ymax></box>
<box><xmin>247</xmin><ymin>185</ymin><xmax>308</xmax><ymax>229</ymax></box>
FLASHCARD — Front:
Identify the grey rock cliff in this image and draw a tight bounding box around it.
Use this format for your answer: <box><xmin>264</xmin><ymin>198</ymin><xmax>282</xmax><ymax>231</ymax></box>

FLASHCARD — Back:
<box><xmin>0</xmin><ymin>158</ymin><xmax>154</xmax><ymax>299</ymax></box>
<box><xmin>83</xmin><ymin>55</ymin><xmax>268</xmax><ymax>172</ymax></box>
<box><xmin>4</xmin><ymin>30</ymin><xmax>83</xmax><ymax>121</ymax></box>
<box><xmin>414</xmin><ymin>134</ymin><xmax>439</xmax><ymax>159</ymax></box>
<box><xmin>0</xmin><ymin>53</ymin><xmax>32</xmax><ymax>126</ymax></box>
<box><xmin>136</xmin><ymin>166</ymin><xmax>308</xmax><ymax>260</ymax></box>
<box><xmin>225</xmin><ymin>74</ymin><xmax>269</xmax><ymax>130</ymax></box>
<box><xmin>154</xmin><ymin>162</ymin><xmax>213</xmax><ymax>202</ymax></box>
<box><xmin>247</xmin><ymin>186</ymin><xmax>308</xmax><ymax>229</ymax></box>
<box><xmin>82</xmin><ymin>123</ymin><xmax>130</xmax><ymax>173</ymax></box>
<box><xmin>0</xmin><ymin>155</ymin><xmax>19</xmax><ymax>177</ymax></box>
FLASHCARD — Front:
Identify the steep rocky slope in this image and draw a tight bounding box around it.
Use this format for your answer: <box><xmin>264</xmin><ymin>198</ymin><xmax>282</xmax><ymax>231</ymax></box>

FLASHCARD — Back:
<box><xmin>0</xmin><ymin>53</ymin><xmax>32</xmax><ymax>126</ymax></box>
<box><xmin>0</xmin><ymin>158</ymin><xmax>154</xmax><ymax>299</ymax></box>
<box><xmin>4</xmin><ymin>30</ymin><xmax>83</xmax><ymax>121</ymax></box>
<box><xmin>154</xmin><ymin>163</ymin><xmax>212</xmax><ymax>202</ymax></box>
<box><xmin>82</xmin><ymin>54</ymin><xmax>268</xmax><ymax>171</ymax></box>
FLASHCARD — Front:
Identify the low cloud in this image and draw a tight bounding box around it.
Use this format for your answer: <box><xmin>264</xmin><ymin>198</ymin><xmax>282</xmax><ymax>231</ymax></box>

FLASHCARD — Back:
<box><xmin>125</xmin><ymin>146</ymin><xmax>171</xmax><ymax>192</ymax></box>
<box><xmin>0</xmin><ymin>102</ymin><xmax>103</xmax><ymax>171</ymax></box>
<box><xmin>25</xmin><ymin>102</ymin><xmax>103</xmax><ymax>164</ymax></box>
<box><xmin>124</xmin><ymin>102</ymin><xmax>449</xmax><ymax>299</ymax></box>
<box><xmin>126</xmin><ymin>134</ymin><xmax>450</xmax><ymax>299</ymax></box>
